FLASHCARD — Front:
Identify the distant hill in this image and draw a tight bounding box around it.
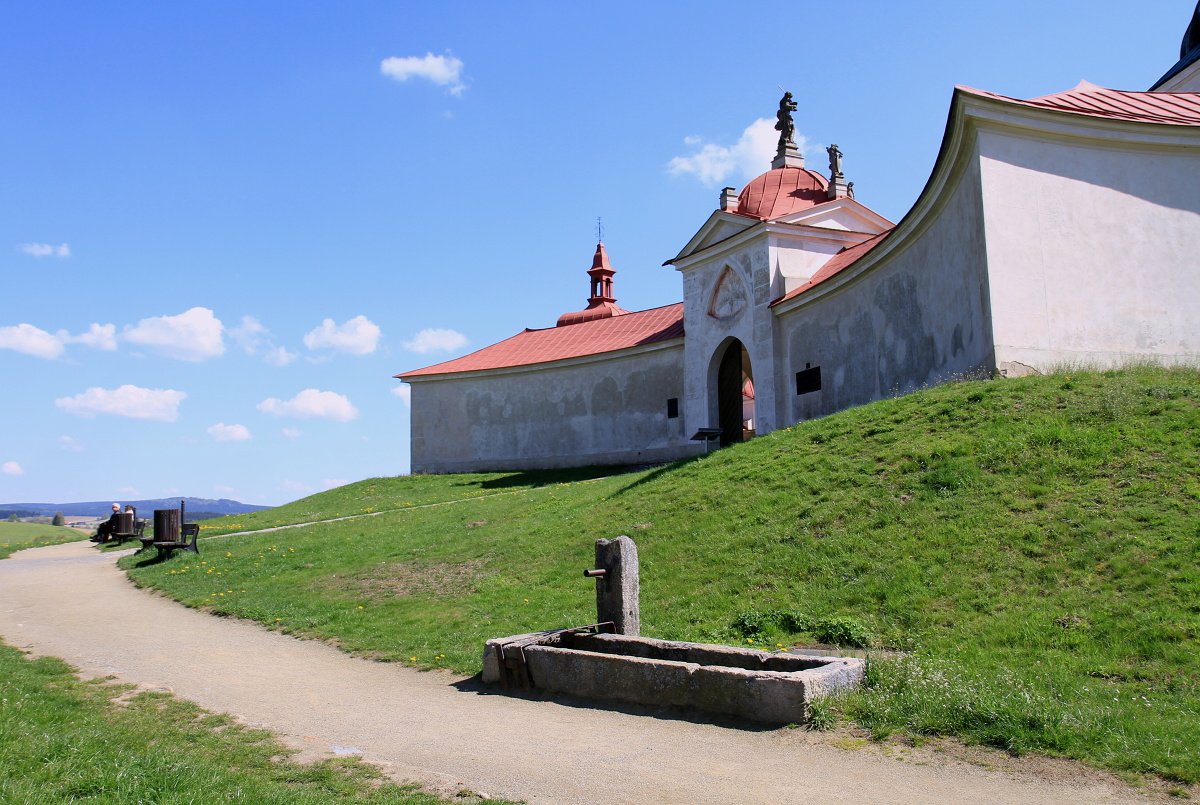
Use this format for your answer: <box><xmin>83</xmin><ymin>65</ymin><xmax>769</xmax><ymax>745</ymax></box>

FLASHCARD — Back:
<box><xmin>1</xmin><ymin>497</ymin><xmax>270</xmax><ymax>518</ymax></box>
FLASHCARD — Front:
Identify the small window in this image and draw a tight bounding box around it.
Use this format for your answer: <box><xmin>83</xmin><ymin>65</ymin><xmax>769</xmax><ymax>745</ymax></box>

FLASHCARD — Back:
<box><xmin>666</xmin><ymin>398</ymin><xmax>679</xmax><ymax>418</ymax></box>
<box><xmin>796</xmin><ymin>365</ymin><xmax>822</xmax><ymax>395</ymax></box>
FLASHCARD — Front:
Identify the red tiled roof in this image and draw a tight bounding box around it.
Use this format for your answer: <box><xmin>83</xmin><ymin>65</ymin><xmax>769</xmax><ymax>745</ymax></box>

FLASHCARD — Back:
<box><xmin>769</xmin><ymin>231</ymin><xmax>891</xmax><ymax>307</ymax></box>
<box><xmin>557</xmin><ymin>300</ymin><xmax>630</xmax><ymax>327</ymax></box>
<box><xmin>736</xmin><ymin>166</ymin><xmax>830</xmax><ymax>220</ymax></box>
<box><xmin>960</xmin><ymin>80</ymin><xmax>1200</xmax><ymax>126</ymax></box>
<box><xmin>397</xmin><ymin>303</ymin><xmax>685</xmax><ymax>378</ymax></box>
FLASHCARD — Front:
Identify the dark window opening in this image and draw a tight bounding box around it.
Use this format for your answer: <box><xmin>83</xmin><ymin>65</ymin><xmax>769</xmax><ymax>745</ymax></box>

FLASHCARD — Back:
<box><xmin>796</xmin><ymin>365</ymin><xmax>822</xmax><ymax>395</ymax></box>
<box><xmin>666</xmin><ymin>398</ymin><xmax>679</xmax><ymax>418</ymax></box>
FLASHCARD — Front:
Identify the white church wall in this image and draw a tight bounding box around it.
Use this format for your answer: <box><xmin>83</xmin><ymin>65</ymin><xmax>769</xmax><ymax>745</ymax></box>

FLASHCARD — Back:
<box><xmin>773</xmin><ymin>152</ymin><xmax>995</xmax><ymax>425</ymax></box>
<box><xmin>978</xmin><ymin>122</ymin><xmax>1200</xmax><ymax>373</ymax></box>
<box><xmin>407</xmin><ymin>342</ymin><xmax>692</xmax><ymax>474</ymax></box>
<box><xmin>678</xmin><ymin>239</ymin><xmax>783</xmax><ymax>436</ymax></box>
<box><xmin>770</xmin><ymin>234</ymin><xmax>852</xmax><ymax>299</ymax></box>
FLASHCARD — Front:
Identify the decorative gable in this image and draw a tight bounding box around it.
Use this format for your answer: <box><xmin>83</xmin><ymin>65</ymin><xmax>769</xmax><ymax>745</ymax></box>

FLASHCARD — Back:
<box><xmin>668</xmin><ymin>211</ymin><xmax>758</xmax><ymax>265</ymax></box>
<box><xmin>774</xmin><ymin>197</ymin><xmax>894</xmax><ymax>234</ymax></box>
<box><xmin>708</xmin><ymin>266</ymin><xmax>749</xmax><ymax>320</ymax></box>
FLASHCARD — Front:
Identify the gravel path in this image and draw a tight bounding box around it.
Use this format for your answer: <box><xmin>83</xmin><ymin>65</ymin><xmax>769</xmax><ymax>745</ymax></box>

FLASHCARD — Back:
<box><xmin>0</xmin><ymin>541</ymin><xmax>1155</xmax><ymax>804</ymax></box>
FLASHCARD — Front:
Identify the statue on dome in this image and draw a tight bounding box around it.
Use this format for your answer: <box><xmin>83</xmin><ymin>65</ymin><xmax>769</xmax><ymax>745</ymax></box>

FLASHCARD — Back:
<box><xmin>827</xmin><ymin>144</ymin><xmax>844</xmax><ymax>178</ymax></box>
<box><xmin>775</xmin><ymin>92</ymin><xmax>798</xmax><ymax>152</ymax></box>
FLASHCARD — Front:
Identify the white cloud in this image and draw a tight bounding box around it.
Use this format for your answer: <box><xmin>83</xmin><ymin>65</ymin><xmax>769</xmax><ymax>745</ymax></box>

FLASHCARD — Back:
<box><xmin>230</xmin><ymin>316</ymin><xmax>300</xmax><ymax>365</ymax></box>
<box><xmin>2</xmin><ymin>461</ymin><xmax>24</xmax><ymax>475</ymax></box>
<box><xmin>123</xmin><ymin>307</ymin><xmax>225</xmax><ymax>361</ymax></box>
<box><xmin>229</xmin><ymin>315</ymin><xmax>268</xmax><ymax>353</ymax></box>
<box><xmin>214</xmin><ymin>485</ymin><xmax>235</xmax><ymax>493</ymax></box>
<box><xmin>19</xmin><ymin>243</ymin><xmax>70</xmax><ymax>258</ymax></box>
<box><xmin>257</xmin><ymin>389</ymin><xmax>358</xmax><ymax>422</ymax></box>
<box><xmin>402</xmin><ymin>327</ymin><xmax>467</xmax><ymax>354</ymax></box>
<box><xmin>380</xmin><ymin>53</ymin><xmax>466</xmax><ymax>95</ymax></box>
<box><xmin>281</xmin><ymin>427</ymin><xmax>301</xmax><ymax>439</ymax></box>
<box><xmin>0</xmin><ymin>323</ymin><xmax>65</xmax><ymax>359</ymax></box>
<box><xmin>303</xmin><ymin>315</ymin><xmax>381</xmax><ymax>356</ymax></box>
<box><xmin>668</xmin><ymin>118</ymin><xmax>796</xmax><ymax>186</ymax></box>
<box><xmin>67</xmin><ymin>323</ymin><xmax>118</xmax><ymax>351</ymax></box>
<box><xmin>56</xmin><ymin>385</ymin><xmax>187</xmax><ymax>422</ymax></box>
<box><xmin>392</xmin><ymin>384</ymin><xmax>411</xmax><ymax>406</ymax></box>
<box><xmin>119</xmin><ymin>486</ymin><xmax>138</xmax><ymax>495</ymax></box>
<box><xmin>322</xmin><ymin>478</ymin><xmax>350</xmax><ymax>489</ymax></box>
<box><xmin>282</xmin><ymin>480</ymin><xmax>313</xmax><ymax>494</ymax></box>
<box><xmin>0</xmin><ymin>322</ymin><xmax>118</xmax><ymax>359</ymax></box>
<box><xmin>264</xmin><ymin>345</ymin><xmax>299</xmax><ymax>366</ymax></box>
<box><xmin>59</xmin><ymin>435</ymin><xmax>84</xmax><ymax>452</ymax></box>
<box><xmin>207</xmin><ymin>422</ymin><xmax>252</xmax><ymax>442</ymax></box>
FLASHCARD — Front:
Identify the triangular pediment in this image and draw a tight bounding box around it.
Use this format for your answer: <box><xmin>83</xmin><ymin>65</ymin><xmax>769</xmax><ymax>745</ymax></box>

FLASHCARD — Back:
<box><xmin>668</xmin><ymin>211</ymin><xmax>759</xmax><ymax>265</ymax></box>
<box><xmin>775</xmin><ymin>197</ymin><xmax>894</xmax><ymax>234</ymax></box>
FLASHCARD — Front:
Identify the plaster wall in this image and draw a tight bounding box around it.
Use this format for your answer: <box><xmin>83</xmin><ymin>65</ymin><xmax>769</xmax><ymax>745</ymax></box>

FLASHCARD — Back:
<box><xmin>678</xmin><ymin>240</ymin><xmax>782</xmax><ymax>435</ymax></box>
<box><xmin>774</xmin><ymin>151</ymin><xmax>995</xmax><ymax>424</ymax></box>
<box><xmin>771</xmin><ymin>236</ymin><xmax>847</xmax><ymax>298</ymax></box>
<box><xmin>979</xmin><ymin>126</ymin><xmax>1200</xmax><ymax>372</ymax></box>
<box><xmin>407</xmin><ymin>343</ymin><xmax>693</xmax><ymax>474</ymax></box>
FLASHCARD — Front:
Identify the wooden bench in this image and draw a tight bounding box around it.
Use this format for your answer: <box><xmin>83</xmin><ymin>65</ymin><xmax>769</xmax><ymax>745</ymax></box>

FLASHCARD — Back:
<box><xmin>107</xmin><ymin>510</ymin><xmax>146</xmax><ymax>545</ymax></box>
<box><xmin>153</xmin><ymin>522</ymin><xmax>200</xmax><ymax>560</ymax></box>
<box><xmin>147</xmin><ymin>503</ymin><xmax>201</xmax><ymax>560</ymax></box>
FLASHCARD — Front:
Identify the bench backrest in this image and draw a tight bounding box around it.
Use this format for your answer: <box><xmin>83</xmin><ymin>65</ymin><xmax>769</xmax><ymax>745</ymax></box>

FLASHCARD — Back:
<box><xmin>115</xmin><ymin>512</ymin><xmax>135</xmax><ymax>533</ymax></box>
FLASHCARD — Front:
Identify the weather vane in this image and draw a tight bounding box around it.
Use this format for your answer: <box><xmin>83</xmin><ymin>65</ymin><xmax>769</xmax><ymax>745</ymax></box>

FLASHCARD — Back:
<box><xmin>596</xmin><ymin>216</ymin><xmax>605</xmax><ymax>243</ymax></box>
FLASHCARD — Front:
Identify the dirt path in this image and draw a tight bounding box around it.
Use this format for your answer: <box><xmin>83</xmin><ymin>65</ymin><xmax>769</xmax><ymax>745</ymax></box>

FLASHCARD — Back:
<box><xmin>0</xmin><ymin>541</ymin><xmax>1158</xmax><ymax>804</ymax></box>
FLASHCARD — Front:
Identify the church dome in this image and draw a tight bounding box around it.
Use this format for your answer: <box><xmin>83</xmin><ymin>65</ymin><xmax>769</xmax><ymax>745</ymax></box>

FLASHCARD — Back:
<box><xmin>736</xmin><ymin>166</ymin><xmax>829</xmax><ymax>220</ymax></box>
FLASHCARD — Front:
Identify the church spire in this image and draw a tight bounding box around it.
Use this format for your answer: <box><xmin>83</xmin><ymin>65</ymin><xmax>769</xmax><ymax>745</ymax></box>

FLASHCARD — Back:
<box><xmin>556</xmin><ymin>242</ymin><xmax>631</xmax><ymax>327</ymax></box>
<box><xmin>587</xmin><ymin>241</ymin><xmax>616</xmax><ymax>304</ymax></box>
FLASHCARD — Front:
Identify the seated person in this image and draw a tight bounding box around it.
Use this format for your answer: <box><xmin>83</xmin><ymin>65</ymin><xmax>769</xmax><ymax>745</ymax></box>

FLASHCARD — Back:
<box><xmin>91</xmin><ymin>503</ymin><xmax>121</xmax><ymax>543</ymax></box>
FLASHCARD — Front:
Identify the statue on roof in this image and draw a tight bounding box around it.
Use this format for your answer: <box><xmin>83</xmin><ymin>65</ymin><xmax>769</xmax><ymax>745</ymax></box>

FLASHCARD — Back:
<box><xmin>775</xmin><ymin>92</ymin><xmax>798</xmax><ymax>152</ymax></box>
<box><xmin>1183</xmin><ymin>1</ymin><xmax>1200</xmax><ymax>59</ymax></box>
<box><xmin>827</xmin><ymin>144</ymin><xmax>844</xmax><ymax>179</ymax></box>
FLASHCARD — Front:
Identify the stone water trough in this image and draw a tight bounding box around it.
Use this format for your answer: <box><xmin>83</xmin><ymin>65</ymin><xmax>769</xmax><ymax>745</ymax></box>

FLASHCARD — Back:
<box><xmin>481</xmin><ymin>536</ymin><xmax>864</xmax><ymax>724</ymax></box>
<box><xmin>482</xmin><ymin>629</ymin><xmax>864</xmax><ymax>724</ymax></box>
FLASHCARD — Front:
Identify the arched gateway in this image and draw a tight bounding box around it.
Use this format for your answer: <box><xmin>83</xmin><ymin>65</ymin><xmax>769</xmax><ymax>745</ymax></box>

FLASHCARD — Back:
<box><xmin>714</xmin><ymin>339</ymin><xmax>754</xmax><ymax>447</ymax></box>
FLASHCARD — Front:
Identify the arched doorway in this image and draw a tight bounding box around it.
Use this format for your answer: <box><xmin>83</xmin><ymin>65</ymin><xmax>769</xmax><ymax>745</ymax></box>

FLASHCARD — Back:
<box><xmin>715</xmin><ymin>339</ymin><xmax>754</xmax><ymax>447</ymax></box>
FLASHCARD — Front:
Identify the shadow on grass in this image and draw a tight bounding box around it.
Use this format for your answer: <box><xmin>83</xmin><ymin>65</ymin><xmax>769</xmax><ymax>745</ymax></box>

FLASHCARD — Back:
<box><xmin>610</xmin><ymin>453</ymin><xmax>707</xmax><ymax>496</ymax></box>
<box><xmin>449</xmin><ymin>674</ymin><xmax>781</xmax><ymax>732</ymax></box>
<box><xmin>468</xmin><ymin>465</ymin><xmax>636</xmax><ymax>491</ymax></box>
<box><xmin>124</xmin><ymin>546</ymin><xmax>191</xmax><ymax>568</ymax></box>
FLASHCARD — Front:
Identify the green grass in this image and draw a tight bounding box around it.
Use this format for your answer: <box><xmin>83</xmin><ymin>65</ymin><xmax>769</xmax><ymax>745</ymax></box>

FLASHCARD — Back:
<box><xmin>0</xmin><ymin>521</ymin><xmax>87</xmax><ymax>560</ymax></box>
<box><xmin>121</xmin><ymin>365</ymin><xmax>1200</xmax><ymax>783</ymax></box>
<box><xmin>0</xmin><ymin>640</ymin><xmax>512</xmax><ymax>804</ymax></box>
<box><xmin>193</xmin><ymin>465</ymin><xmax>624</xmax><ymax>538</ymax></box>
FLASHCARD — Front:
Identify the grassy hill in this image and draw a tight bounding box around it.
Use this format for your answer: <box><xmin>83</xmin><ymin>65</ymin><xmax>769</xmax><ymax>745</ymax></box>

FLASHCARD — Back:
<box><xmin>121</xmin><ymin>365</ymin><xmax>1200</xmax><ymax>784</ymax></box>
<box><xmin>0</xmin><ymin>522</ymin><xmax>88</xmax><ymax>560</ymax></box>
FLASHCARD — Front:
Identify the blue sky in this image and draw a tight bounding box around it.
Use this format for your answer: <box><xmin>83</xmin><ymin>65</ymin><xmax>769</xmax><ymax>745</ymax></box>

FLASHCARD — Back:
<box><xmin>1</xmin><ymin>1</ymin><xmax>1191</xmax><ymax>506</ymax></box>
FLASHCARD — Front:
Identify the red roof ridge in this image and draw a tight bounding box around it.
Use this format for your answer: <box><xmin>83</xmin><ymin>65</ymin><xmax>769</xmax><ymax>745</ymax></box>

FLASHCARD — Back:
<box><xmin>397</xmin><ymin>302</ymin><xmax>685</xmax><ymax>379</ymax></box>
<box><xmin>769</xmin><ymin>231</ymin><xmax>892</xmax><ymax>307</ymax></box>
<box><xmin>957</xmin><ymin>82</ymin><xmax>1200</xmax><ymax>126</ymax></box>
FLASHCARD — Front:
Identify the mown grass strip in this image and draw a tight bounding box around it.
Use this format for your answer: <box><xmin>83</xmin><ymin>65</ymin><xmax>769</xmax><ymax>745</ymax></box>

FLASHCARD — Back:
<box><xmin>0</xmin><ymin>641</ymin><xmax>511</xmax><ymax>804</ymax></box>
<box><xmin>0</xmin><ymin>521</ymin><xmax>88</xmax><ymax>560</ymax></box>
